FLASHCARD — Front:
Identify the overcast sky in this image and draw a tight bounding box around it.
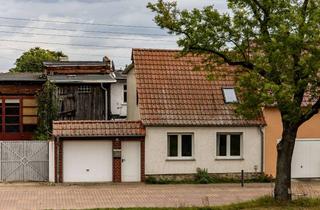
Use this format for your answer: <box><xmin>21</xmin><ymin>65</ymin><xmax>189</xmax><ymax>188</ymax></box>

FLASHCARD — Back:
<box><xmin>0</xmin><ymin>0</ymin><xmax>228</xmax><ymax>72</ymax></box>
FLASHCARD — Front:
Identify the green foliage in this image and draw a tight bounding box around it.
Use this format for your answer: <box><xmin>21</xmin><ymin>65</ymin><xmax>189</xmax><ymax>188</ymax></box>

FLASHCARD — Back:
<box><xmin>145</xmin><ymin>169</ymin><xmax>273</xmax><ymax>185</ymax></box>
<box><xmin>195</xmin><ymin>168</ymin><xmax>212</xmax><ymax>184</ymax></box>
<box><xmin>34</xmin><ymin>81</ymin><xmax>59</xmax><ymax>140</ymax></box>
<box><xmin>147</xmin><ymin>0</ymin><xmax>320</xmax><ymax>126</ymax></box>
<box><xmin>10</xmin><ymin>47</ymin><xmax>66</xmax><ymax>73</ymax></box>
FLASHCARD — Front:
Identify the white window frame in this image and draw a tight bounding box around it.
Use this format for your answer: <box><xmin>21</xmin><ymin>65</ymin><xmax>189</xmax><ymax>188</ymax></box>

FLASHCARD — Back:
<box><xmin>167</xmin><ymin>133</ymin><xmax>194</xmax><ymax>160</ymax></box>
<box><xmin>222</xmin><ymin>87</ymin><xmax>238</xmax><ymax>103</ymax></box>
<box><xmin>216</xmin><ymin>133</ymin><xmax>243</xmax><ymax>160</ymax></box>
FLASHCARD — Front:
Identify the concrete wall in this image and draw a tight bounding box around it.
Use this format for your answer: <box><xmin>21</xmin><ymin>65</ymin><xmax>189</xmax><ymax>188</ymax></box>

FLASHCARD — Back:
<box><xmin>49</xmin><ymin>141</ymin><xmax>55</xmax><ymax>182</ymax></box>
<box><xmin>145</xmin><ymin>126</ymin><xmax>262</xmax><ymax>175</ymax></box>
<box><xmin>110</xmin><ymin>81</ymin><xmax>127</xmax><ymax>117</ymax></box>
<box><xmin>127</xmin><ymin>67</ymin><xmax>140</xmax><ymax>120</ymax></box>
<box><xmin>263</xmin><ymin>107</ymin><xmax>320</xmax><ymax>176</ymax></box>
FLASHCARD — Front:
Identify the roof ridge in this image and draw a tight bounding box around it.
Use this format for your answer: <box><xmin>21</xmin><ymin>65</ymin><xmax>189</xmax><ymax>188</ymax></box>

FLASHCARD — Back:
<box><xmin>133</xmin><ymin>48</ymin><xmax>181</xmax><ymax>52</ymax></box>
<box><xmin>53</xmin><ymin>120</ymin><xmax>143</xmax><ymax>124</ymax></box>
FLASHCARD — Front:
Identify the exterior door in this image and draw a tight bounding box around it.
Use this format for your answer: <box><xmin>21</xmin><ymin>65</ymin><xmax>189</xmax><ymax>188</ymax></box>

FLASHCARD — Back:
<box><xmin>63</xmin><ymin>141</ymin><xmax>112</xmax><ymax>182</ymax></box>
<box><xmin>292</xmin><ymin>140</ymin><xmax>320</xmax><ymax>178</ymax></box>
<box><xmin>121</xmin><ymin>141</ymin><xmax>141</xmax><ymax>182</ymax></box>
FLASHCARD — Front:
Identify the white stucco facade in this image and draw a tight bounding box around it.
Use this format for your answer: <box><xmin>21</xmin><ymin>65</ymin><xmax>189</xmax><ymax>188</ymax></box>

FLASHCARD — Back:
<box><xmin>110</xmin><ymin>81</ymin><xmax>127</xmax><ymax>117</ymax></box>
<box><xmin>145</xmin><ymin>126</ymin><xmax>262</xmax><ymax>175</ymax></box>
<box><xmin>127</xmin><ymin>68</ymin><xmax>140</xmax><ymax>120</ymax></box>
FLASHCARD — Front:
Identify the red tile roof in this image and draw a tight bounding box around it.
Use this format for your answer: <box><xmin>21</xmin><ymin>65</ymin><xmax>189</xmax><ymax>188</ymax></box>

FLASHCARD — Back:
<box><xmin>131</xmin><ymin>48</ymin><xmax>265</xmax><ymax>126</ymax></box>
<box><xmin>52</xmin><ymin>120</ymin><xmax>145</xmax><ymax>137</ymax></box>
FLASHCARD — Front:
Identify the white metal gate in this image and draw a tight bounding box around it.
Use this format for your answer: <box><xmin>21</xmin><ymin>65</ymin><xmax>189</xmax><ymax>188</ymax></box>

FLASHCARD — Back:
<box><xmin>0</xmin><ymin>141</ymin><xmax>49</xmax><ymax>182</ymax></box>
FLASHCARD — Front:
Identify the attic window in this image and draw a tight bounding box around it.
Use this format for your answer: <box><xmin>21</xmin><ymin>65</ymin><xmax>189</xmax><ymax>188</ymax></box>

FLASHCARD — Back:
<box><xmin>222</xmin><ymin>88</ymin><xmax>238</xmax><ymax>103</ymax></box>
<box><xmin>78</xmin><ymin>85</ymin><xmax>91</xmax><ymax>93</ymax></box>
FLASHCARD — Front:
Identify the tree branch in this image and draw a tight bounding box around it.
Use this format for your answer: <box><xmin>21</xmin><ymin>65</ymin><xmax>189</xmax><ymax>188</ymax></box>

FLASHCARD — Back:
<box><xmin>298</xmin><ymin>97</ymin><xmax>320</xmax><ymax>125</ymax></box>
<box><xmin>302</xmin><ymin>0</ymin><xmax>309</xmax><ymax>19</ymax></box>
<box><xmin>189</xmin><ymin>46</ymin><xmax>267</xmax><ymax>77</ymax></box>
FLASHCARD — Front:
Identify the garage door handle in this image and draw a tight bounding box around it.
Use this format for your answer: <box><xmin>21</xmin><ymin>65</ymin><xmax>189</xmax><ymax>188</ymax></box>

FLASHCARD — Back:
<box><xmin>122</xmin><ymin>159</ymin><xmax>125</xmax><ymax>163</ymax></box>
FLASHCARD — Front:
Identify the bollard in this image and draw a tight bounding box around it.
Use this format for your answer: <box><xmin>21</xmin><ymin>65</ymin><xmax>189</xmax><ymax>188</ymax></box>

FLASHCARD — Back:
<box><xmin>241</xmin><ymin>170</ymin><xmax>244</xmax><ymax>187</ymax></box>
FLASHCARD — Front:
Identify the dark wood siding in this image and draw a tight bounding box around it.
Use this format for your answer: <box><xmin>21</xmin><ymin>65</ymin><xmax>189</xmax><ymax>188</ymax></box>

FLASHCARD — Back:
<box><xmin>0</xmin><ymin>82</ymin><xmax>42</xmax><ymax>95</ymax></box>
<box><xmin>57</xmin><ymin>84</ymin><xmax>107</xmax><ymax>120</ymax></box>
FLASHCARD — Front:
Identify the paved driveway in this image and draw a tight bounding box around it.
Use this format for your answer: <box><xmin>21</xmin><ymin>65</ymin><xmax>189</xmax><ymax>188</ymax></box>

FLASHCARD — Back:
<box><xmin>0</xmin><ymin>181</ymin><xmax>318</xmax><ymax>210</ymax></box>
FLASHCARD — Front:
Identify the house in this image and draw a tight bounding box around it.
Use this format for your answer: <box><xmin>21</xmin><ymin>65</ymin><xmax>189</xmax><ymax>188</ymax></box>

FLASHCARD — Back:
<box><xmin>50</xmin><ymin>48</ymin><xmax>265</xmax><ymax>183</ymax></box>
<box><xmin>0</xmin><ymin>72</ymin><xmax>45</xmax><ymax>140</ymax></box>
<box><xmin>263</xmin><ymin>107</ymin><xmax>320</xmax><ymax>178</ymax></box>
<box><xmin>125</xmin><ymin>48</ymin><xmax>266</xmax><ymax>180</ymax></box>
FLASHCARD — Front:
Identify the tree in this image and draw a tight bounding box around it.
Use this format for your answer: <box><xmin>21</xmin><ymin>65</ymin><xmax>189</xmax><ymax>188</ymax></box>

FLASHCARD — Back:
<box><xmin>10</xmin><ymin>47</ymin><xmax>66</xmax><ymax>72</ymax></box>
<box><xmin>34</xmin><ymin>81</ymin><xmax>59</xmax><ymax>140</ymax></box>
<box><xmin>148</xmin><ymin>0</ymin><xmax>320</xmax><ymax>202</ymax></box>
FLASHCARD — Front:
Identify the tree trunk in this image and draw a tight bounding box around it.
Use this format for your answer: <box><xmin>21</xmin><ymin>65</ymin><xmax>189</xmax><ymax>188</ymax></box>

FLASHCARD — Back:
<box><xmin>274</xmin><ymin>124</ymin><xmax>298</xmax><ymax>202</ymax></box>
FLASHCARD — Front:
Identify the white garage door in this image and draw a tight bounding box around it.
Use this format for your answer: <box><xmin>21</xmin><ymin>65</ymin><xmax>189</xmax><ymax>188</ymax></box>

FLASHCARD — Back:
<box><xmin>292</xmin><ymin>140</ymin><xmax>320</xmax><ymax>178</ymax></box>
<box><xmin>63</xmin><ymin>141</ymin><xmax>113</xmax><ymax>182</ymax></box>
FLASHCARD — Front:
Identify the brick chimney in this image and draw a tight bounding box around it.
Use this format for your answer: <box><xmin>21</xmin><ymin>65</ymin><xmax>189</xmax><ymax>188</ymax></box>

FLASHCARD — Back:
<box><xmin>103</xmin><ymin>56</ymin><xmax>112</xmax><ymax>73</ymax></box>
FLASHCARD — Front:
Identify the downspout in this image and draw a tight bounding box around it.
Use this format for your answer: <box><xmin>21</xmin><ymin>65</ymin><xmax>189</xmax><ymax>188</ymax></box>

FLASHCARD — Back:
<box><xmin>259</xmin><ymin>126</ymin><xmax>264</xmax><ymax>173</ymax></box>
<box><xmin>101</xmin><ymin>83</ymin><xmax>108</xmax><ymax>120</ymax></box>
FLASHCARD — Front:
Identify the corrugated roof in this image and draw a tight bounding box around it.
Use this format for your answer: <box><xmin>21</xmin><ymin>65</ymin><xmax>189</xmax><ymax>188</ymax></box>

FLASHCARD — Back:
<box><xmin>43</xmin><ymin>61</ymin><xmax>107</xmax><ymax>67</ymax></box>
<box><xmin>53</xmin><ymin>120</ymin><xmax>145</xmax><ymax>137</ymax></box>
<box><xmin>47</xmin><ymin>74</ymin><xmax>116</xmax><ymax>83</ymax></box>
<box><xmin>113</xmin><ymin>70</ymin><xmax>127</xmax><ymax>80</ymax></box>
<box><xmin>131</xmin><ymin>48</ymin><xmax>265</xmax><ymax>127</ymax></box>
<box><xmin>0</xmin><ymin>72</ymin><xmax>45</xmax><ymax>82</ymax></box>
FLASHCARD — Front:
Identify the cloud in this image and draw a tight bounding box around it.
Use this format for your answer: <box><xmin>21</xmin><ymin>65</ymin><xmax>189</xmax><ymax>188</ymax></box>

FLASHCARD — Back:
<box><xmin>0</xmin><ymin>0</ymin><xmax>228</xmax><ymax>72</ymax></box>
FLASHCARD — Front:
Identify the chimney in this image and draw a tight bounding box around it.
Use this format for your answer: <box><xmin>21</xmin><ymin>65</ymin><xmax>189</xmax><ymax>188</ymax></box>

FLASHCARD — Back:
<box><xmin>103</xmin><ymin>56</ymin><xmax>111</xmax><ymax>73</ymax></box>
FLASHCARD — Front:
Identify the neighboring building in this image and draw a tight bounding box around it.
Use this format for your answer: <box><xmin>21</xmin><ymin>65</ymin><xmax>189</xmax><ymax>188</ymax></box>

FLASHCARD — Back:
<box><xmin>263</xmin><ymin>108</ymin><xmax>320</xmax><ymax>178</ymax></box>
<box><xmin>124</xmin><ymin>49</ymin><xmax>266</xmax><ymax>179</ymax></box>
<box><xmin>44</xmin><ymin>58</ymin><xmax>118</xmax><ymax>120</ymax></box>
<box><xmin>0</xmin><ymin>72</ymin><xmax>45</xmax><ymax>140</ymax></box>
<box><xmin>110</xmin><ymin>70</ymin><xmax>127</xmax><ymax>119</ymax></box>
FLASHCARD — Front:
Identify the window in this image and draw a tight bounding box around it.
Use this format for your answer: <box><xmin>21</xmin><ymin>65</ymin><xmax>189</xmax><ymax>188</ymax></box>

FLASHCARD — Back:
<box><xmin>0</xmin><ymin>97</ymin><xmax>38</xmax><ymax>135</ymax></box>
<box><xmin>217</xmin><ymin>133</ymin><xmax>242</xmax><ymax>158</ymax></box>
<box><xmin>168</xmin><ymin>133</ymin><xmax>193</xmax><ymax>158</ymax></box>
<box><xmin>4</xmin><ymin>99</ymin><xmax>20</xmax><ymax>133</ymax></box>
<box><xmin>123</xmin><ymin>84</ymin><xmax>127</xmax><ymax>103</ymax></box>
<box><xmin>78</xmin><ymin>85</ymin><xmax>91</xmax><ymax>93</ymax></box>
<box><xmin>22</xmin><ymin>98</ymin><xmax>38</xmax><ymax>133</ymax></box>
<box><xmin>222</xmin><ymin>88</ymin><xmax>238</xmax><ymax>103</ymax></box>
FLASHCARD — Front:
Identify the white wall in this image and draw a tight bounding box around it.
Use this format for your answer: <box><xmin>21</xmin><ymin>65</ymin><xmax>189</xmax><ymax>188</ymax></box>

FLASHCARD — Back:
<box><xmin>110</xmin><ymin>81</ymin><xmax>127</xmax><ymax>117</ymax></box>
<box><xmin>127</xmin><ymin>68</ymin><xmax>140</xmax><ymax>120</ymax></box>
<box><xmin>145</xmin><ymin>126</ymin><xmax>262</xmax><ymax>175</ymax></box>
<box><xmin>49</xmin><ymin>141</ymin><xmax>55</xmax><ymax>182</ymax></box>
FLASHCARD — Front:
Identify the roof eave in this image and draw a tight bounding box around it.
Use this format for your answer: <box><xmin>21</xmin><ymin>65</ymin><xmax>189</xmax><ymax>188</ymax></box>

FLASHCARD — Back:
<box><xmin>123</xmin><ymin>63</ymin><xmax>134</xmax><ymax>74</ymax></box>
<box><xmin>49</xmin><ymin>80</ymin><xmax>117</xmax><ymax>84</ymax></box>
<box><xmin>54</xmin><ymin>134</ymin><xmax>145</xmax><ymax>138</ymax></box>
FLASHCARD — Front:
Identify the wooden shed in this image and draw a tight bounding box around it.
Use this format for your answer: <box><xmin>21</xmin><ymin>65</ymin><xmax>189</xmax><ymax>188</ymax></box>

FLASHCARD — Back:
<box><xmin>44</xmin><ymin>60</ymin><xmax>117</xmax><ymax>120</ymax></box>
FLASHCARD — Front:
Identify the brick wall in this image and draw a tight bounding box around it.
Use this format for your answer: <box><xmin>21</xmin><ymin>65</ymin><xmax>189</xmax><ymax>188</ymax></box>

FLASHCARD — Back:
<box><xmin>54</xmin><ymin>140</ymin><xmax>63</xmax><ymax>183</ymax></box>
<box><xmin>112</xmin><ymin>139</ymin><xmax>122</xmax><ymax>182</ymax></box>
<box><xmin>140</xmin><ymin>139</ymin><xmax>145</xmax><ymax>182</ymax></box>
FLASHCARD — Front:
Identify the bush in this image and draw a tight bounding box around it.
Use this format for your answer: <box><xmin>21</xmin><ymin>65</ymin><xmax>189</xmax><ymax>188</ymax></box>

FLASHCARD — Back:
<box><xmin>195</xmin><ymin>168</ymin><xmax>212</xmax><ymax>184</ymax></box>
<box><xmin>145</xmin><ymin>169</ymin><xmax>274</xmax><ymax>185</ymax></box>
